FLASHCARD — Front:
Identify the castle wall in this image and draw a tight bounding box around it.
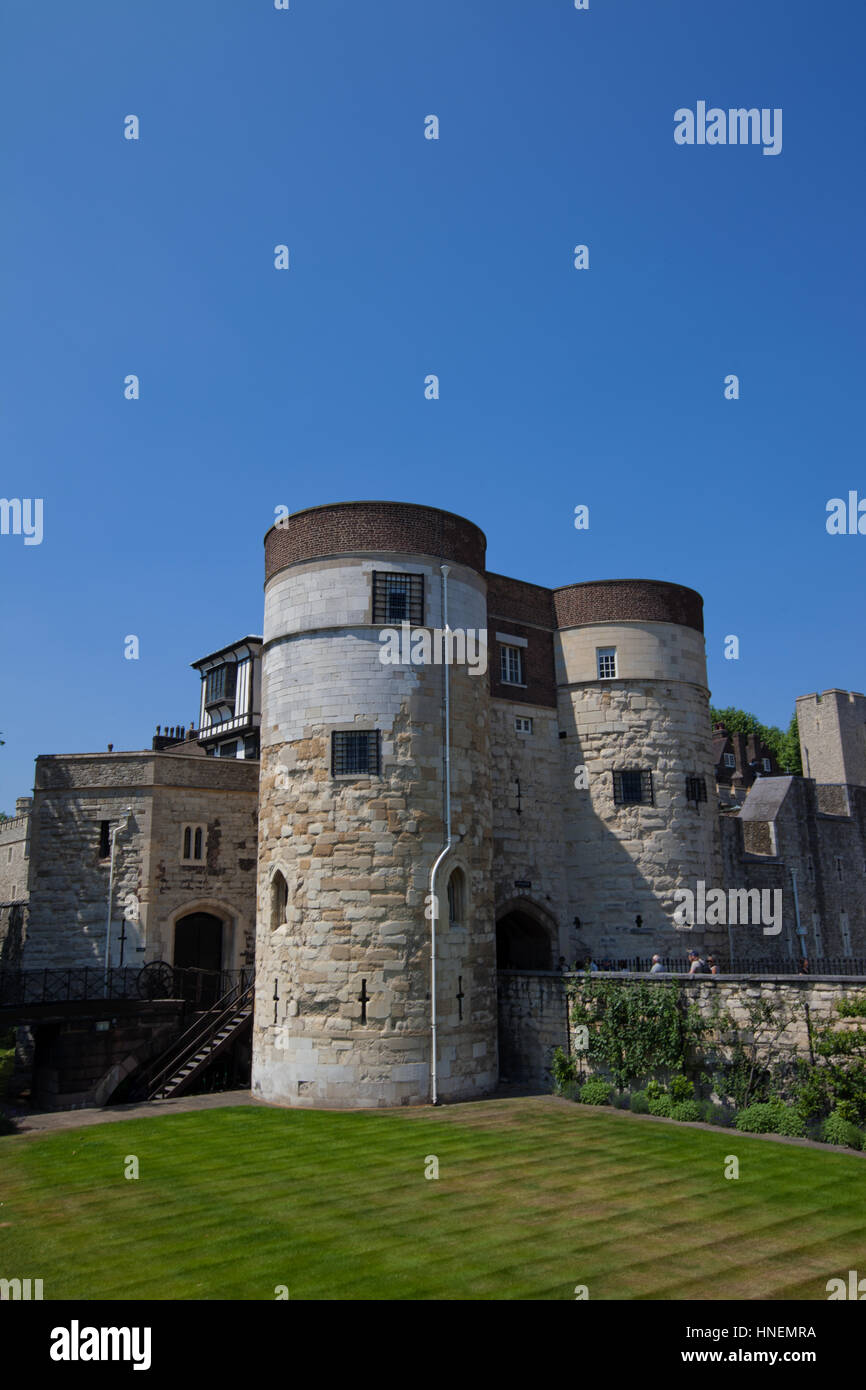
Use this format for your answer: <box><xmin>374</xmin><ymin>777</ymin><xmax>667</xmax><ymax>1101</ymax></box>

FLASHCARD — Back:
<box><xmin>254</xmin><ymin>522</ymin><xmax>497</xmax><ymax>1109</ymax></box>
<box><xmin>0</xmin><ymin>810</ymin><xmax>30</xmax><ymax>904</ymax></box>
<box><xmin>797</xmin><ymin>690</ymin><xmax>866</xmax><ymax>787</ymax></box>
<box><xmin>498</xmin><ymin>970</ymin><xmax>866</xmax><ymax>1089</ymax></box>
<box><xmin>555</xmin><ymin>616</ymin><xmax>721</xmax><ymax>958</ymax></box>
<box><xmin>25</xmin><ymin>753</ymin><xmax>257</xmax><ymax>972</ymax></box>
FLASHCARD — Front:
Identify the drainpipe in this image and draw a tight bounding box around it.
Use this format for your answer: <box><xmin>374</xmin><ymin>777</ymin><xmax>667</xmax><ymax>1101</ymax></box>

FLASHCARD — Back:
<box><xmin>104</xmin><ymin>807</ymin><xmax>133</xmax><ymax>991</ymax></box>
<box><xmin>791</xmin><ymin>867</ymin><xmax>804</xmax><ymax>965</ymax></box>
<box><xmin>429</xmin><ymin>565</ymin><xmax>453</xmax><ymax>1106</ymax></box>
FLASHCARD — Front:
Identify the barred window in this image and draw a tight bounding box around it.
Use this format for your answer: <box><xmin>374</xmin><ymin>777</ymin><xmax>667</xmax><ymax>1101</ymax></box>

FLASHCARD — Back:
<box><xmin>372</xmin><ymin>572</ymin><xmax>424</xmax><ymax>626</ymax></box>
<box><xmin>500</xmin><ymin>644</ymin><xmax>524</xmax><ymax>685</ymax></box>
<box><xmin>613</xmin><ymin>769</ymin><xmax>653</xmax><ymax>805</ymax></box>
<box><xmin>597</xmin><ymin>647</ymin><xmax>617</xmax><ymax>680</ymax></box>
<box><xmin>332</xmin><ymin>730</ymin><xmax>381</xmax><ymax>777</ymax></box>
<box><xmin>685</xmin><ymin>775</ymin><xmax>707</xmax><ymax>804</ymax></box>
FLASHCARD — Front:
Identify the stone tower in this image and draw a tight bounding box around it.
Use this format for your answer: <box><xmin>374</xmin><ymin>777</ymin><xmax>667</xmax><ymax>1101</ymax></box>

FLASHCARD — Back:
<box><xmin>554</xmin><ymin>580</ymin><xmax>721</xmax><ymax>955</ymax></box>
<box><xmin>796</xmin><ymin>689</ymin><xmax>866</xmax><ymax>787</ymax></box>
<box><xmin>252</xmin><ymin>502</ymin><xmax>497</xmax><ymax>1108</ymax></box>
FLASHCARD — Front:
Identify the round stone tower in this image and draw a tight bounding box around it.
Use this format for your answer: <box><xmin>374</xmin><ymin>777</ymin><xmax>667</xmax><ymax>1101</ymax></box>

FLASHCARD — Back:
<box><xmin>252</xmin><ymin>502</ymin><xmax>497</xmax><ymax>1108</ymax></box>
<box><xmin>554</xmin><ymin>580</ymin><xmax>722</xmax><ymax>957</ymax></box>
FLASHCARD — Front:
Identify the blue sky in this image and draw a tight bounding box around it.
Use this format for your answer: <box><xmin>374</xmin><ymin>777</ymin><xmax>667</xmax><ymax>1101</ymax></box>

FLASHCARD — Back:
<box><xmin>1</xmin><ymin>0</ymin><xmax>864</xmax><ymax>807</ymax></box>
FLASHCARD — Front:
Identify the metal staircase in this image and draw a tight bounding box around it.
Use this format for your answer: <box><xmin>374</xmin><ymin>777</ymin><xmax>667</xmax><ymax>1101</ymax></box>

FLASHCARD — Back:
<box><xmin>140</xmin><ymin>976</ymin><xmax>254</xmax><ymax>1101</ymax></box>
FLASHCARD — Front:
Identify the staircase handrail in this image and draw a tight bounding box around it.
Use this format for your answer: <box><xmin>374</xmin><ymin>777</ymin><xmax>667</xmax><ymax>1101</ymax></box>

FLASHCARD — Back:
<box><xmin>140</xmin><ymin>974</ymin><xmax>254</xmax><ymax>1097</ymax></box>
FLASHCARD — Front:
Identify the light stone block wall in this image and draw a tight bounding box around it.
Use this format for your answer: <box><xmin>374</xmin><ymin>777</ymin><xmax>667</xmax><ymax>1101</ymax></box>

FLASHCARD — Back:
<box><xmin>797</xmin><ymin>690</ymin><xmax>866</xmax><ymax>788</ymax></box>
<box><xmin>0</xmin><ymin>813</ymin><xmax>30</xmax><ymax>903</ymax></box>
<box><xmin>254</xmin><ymin>555</ymin><xmax>497</xmax><ymax>1108</ymax></box>
<box><xmin>556</xmin><ymin>621</ymin><xmax>721</xmax><ymax>956</ymax></box>
<box><xmin>25</xmin><ymin>753</ymin><xmax>258</xmax><ymax>972</ymax></box>
<box><xmin>497</xmin><ymin>970</ymin><xmax>866</xmax><ymax>1089</ymax></box>
<box><xmin>489</xmin><ymin>702</ymin><xmax>569</xmax><ymax>958</ymax></box>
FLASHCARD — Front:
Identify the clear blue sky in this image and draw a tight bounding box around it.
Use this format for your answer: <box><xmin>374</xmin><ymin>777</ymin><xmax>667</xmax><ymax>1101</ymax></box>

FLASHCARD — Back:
<box><xmin>2</xmin><ymin>0</ymin><xmax>864</xmax><ymax>807</ymax></box>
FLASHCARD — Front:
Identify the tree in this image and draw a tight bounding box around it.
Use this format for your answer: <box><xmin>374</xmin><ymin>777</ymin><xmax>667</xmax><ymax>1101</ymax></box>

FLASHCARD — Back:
<box><xmin>710</xmin><ymin>705</ymin><xmax>801</xmax><ymax>774</ymax></box>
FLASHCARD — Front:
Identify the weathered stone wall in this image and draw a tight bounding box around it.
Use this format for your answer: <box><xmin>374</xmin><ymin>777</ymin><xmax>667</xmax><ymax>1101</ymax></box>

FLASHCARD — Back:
<box><xmin>254</xmin><ymin>550</ymin><xmax>497</xmax><ymax>1108</ymax></box>
<box><xmin>797</xmin><ymin>689</ymin><xmax>866</xmax><ymax>788</ymax></box>
<box><xmin>496</xmin><ymin>971</ymin><xmax>866</xmax><ymax>1090</ymax></box>
<box><xmin>25</xmin><ymin>752</ymin><xmax>258</xmax><ymax>972</ymax></box>
<box><xmin>555</xmin><ymin>620</ymin><xmax>721</xmax><ymax>958</ymax></box>
<box><xmin>29</xmin><ymin>1001</ymin><xmax>185</xmax><ymax>1110</ymax></box>
<box><xmin>0</xmin><ymin>811</ymin><xmax>30</xmax><ymax>903</ymax></box>
<box><xmin>497</xmin><ymin>971</ymin><xmax>569</xmax><ymax>1088</ymax></box>
<box><xmin>0</xmin><ymin>903</ymin><xmax>27</xmax><ymax>970</ymax></box>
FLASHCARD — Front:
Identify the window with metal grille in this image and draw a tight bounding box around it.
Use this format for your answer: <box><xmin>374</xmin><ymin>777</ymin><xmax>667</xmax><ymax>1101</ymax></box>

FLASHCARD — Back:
<box><xmin>597</xmin><ymin>647</ymin><xmax>617</xmax><ymax>680</ymax></box>
<box><xmin>723</xmin><ymin>752</ymin><xmax>736</xmax><ymax>768</ymax></box>
<box><xmin>372</xmin><ymin>572</ymin><xmax>424</xmax><ymax>626</ymax></box>
<box><xmin>205</xmin><ymin>663</ymin><xmax>237</xmax><ymax>706</ymax></box>
<box><xmin>685</xmin><ymin>775</ymin><xmax>707</xmax><ymax>804</ymax></box>
<box><xmin>500</xmin><ymin>644</ymin><xmax>524</xmax><ymax>685</ymax></box>
<box><xmin>332</xmin><ymin>730</ymin><xmax>381</xmax><ymax>776</ymax></box>
<box><xmin>99</xmin><ymin>820</ymin><xmax>110</xmax><ymax>858</ymax></box>
<box><xmin>612</xmin><ymin>769</ymin><xmax>653</xmax><ymax>805</ymax></box>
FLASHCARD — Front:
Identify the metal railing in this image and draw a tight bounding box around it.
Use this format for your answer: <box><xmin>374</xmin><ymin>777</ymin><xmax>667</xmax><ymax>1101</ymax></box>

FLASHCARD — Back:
<box><xmin>136</xmin><ymin>976</ymin><xmax>255</xmax><ymax>1100</ymax></box>
<box><xmin>558</xmin><ymin>956</ymin><xmax>866</xmax><ymax>977</ymax></box>
<box><xmin>0</xmin><ymin>964</ymin><xmax>254</xmax><ymax>1009</ymax></box>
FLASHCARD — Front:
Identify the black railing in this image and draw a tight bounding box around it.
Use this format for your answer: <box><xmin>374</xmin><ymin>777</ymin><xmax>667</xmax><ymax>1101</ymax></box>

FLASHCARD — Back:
<box><xmin>137</xmin><ymin>977</ymin><xmax>255</xmax><ymax>1101</ymax></box>
<box><xmin>0</xmin><ymin>964</ymin><xmax>255</xmax><ymax>1009</ymax></box>
<box><xmin>558</xmin><ymin>956</ymin><xmax>866</xmax><ymax>977</ymax></box>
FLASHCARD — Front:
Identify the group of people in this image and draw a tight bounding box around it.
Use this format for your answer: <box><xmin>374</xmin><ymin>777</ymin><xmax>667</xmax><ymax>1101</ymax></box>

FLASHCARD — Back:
<box><xmin>559</xmin><ymin>952</ymin><xmax>720</xmax><ymax>975</ymax></box>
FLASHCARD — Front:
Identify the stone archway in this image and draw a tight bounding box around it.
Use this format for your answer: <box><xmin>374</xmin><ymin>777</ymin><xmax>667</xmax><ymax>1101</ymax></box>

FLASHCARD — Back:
<box><xmin>495</xmin><ymin>898</ymin><xmax>556</xmax><ymax>970</ymax></box>
<box><xmin>173</xmin><ymin>912</ymin><xmax>223</xmax><ymax>973</ymax></box>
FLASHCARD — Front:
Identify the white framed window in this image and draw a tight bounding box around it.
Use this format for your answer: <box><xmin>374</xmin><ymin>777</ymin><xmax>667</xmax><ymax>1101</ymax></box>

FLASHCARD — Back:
<box><xmin>762</xmin><ymin>758</ymin><xmax>772</xmax><ymax>773</ymax></box>
<box><xmin>597</xmin><ymin>647</ymin><xmax>617</xmax><ymax>680</ymax></box>
<box><xmin>515</xmin><ymin>716</ymin><xmax>533</xmax><ymax>734</ymax></box>
<box><xmin>723</xmin><ymin>753</ymin><xmax>736</xmax><ymax>769</ymax></box>
<box><xmin>181</xmin><ymin>823</ymin><xmax>206</xmax><ymax>863</ymax></box>
<box><xmin>500</xmin><ymin>644</ymin><xmax>524</xmax><ymax>685</ymax></box>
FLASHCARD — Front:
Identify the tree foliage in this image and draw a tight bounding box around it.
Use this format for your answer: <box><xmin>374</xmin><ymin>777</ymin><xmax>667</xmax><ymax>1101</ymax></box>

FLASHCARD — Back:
<box><xmin>710</xmin><ymin>705</ymin><xmax>802</xmax><ymax>775</ymax></box>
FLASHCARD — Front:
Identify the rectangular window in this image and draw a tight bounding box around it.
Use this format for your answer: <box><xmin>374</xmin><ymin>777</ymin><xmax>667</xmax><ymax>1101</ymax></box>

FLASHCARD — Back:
<box><xmin>613</xmin><ymin>769</ymin><xmax>653</xmax><ymax>806</ymax></box>
<box><xmin>723</xmin><ymin>753</ymin><xmax>736</xmax><ymax>769</ymax></box>
<box><xmin>685</xmin><ymin>775</ymin><xmax>707</xmax><ymax>804</ymax></box>
<box><xmin>762</xmin><ymin>758</ymin><xmax>772</xmax><ymax>773</ymax></box>
<box><xmin>597</xmin><ymin>647</ymin><xmax>617</xmax><ymax>680</ymax></box>
<box><xmin>205</xmin><ymin>664</ymin><xmax>237</xmax><ymax>706</ymax></box>
<box><xmin>99</xmin><ymin>820</ymin><xmax>110</xmax><ymax>858</ymax></box>
<box><xmin>332</xmin><ymin>730</ymin><xmax>381</xmax><ymax>777</ymax></box>
<box><xmin>500</xmin><ymin>644</ymin><xmax>524</xmax><ymax>685</ymax></box>
<box><xmin>812</xmin><ymin>914</ymin><xmax>823</xmax><ymax>958</ymax></box>
<box><xmin>218</xmin><ymin>741</ymin><xmax>239</xmax><ymax>759</ymax></box>
<box><xmin>515</xmin><ymin>716</ymin><xmax>533</xmax><ymax>734</ymax></box>
<box><xmin>372</xmin><ymin>572</ymin><xmax>424</xmax><ymax>626</ymax></box>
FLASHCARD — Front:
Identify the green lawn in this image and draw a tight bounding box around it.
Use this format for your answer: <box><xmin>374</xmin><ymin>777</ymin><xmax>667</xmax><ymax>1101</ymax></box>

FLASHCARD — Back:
<box><xmin>2</xmin><ymin>1097</ymin><xmax>865</xmax><ymax>1300</ymax></box>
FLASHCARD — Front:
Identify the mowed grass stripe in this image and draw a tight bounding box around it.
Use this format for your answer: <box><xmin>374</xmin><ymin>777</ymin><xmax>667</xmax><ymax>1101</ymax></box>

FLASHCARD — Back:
<box><xmin>1</xmin><ymin>1101</ymin><xmax>865</xmax><ymax>1299</ymax></box>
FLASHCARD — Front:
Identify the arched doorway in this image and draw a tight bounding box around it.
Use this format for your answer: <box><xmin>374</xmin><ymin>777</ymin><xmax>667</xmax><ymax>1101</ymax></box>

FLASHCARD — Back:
<box><xmin>496</xmin><ymin>909</ymin><xmax>553</xmax><ymax>970</ymax></box>
<box><xmin>174</xmin><ymin>912</ymin><xmax>223</xmax><ymax>974</ymax></box>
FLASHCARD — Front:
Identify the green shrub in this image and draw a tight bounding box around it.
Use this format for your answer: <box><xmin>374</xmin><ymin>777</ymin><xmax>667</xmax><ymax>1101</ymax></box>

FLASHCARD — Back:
<box><xmin>578</xmin><ymin>1080</ymin><xmax>613</xmax><ymax>1106</ymax></box>
<box><xmin>669</xmin><ymin>1074</ymin><xmax>694</xmax><ymax>1102</ymax></box>
<box><xmin>822</xmin><ymin>1112</ymin><xmax>863</xmax><ymax>1150</ymax></box>
<box><xmin>735</xmin><ymin>1102</ymin><xmax>782</xmax><ymax>1134</ymax></box>
<box><xmin>774</xmin><ymin>1106</ymin><xmax>807</xmax><ymax>1137</ymax></box>
<box><xmin>613</xmin><ymin>1091</ymin><xmax>631</xmax><ymax>1109</ymax></box>
<box><xmin>648</xmin><ymin>1095</ymin><xmax>673</xmax><ymax>1117</ymax></box>
<box><xmin>559</xmin><ymin>1079</ymin><xmax>578</xmax><ymax>1102</ymax></box>
<box><xmin>645</xmin><ymin>1079</ymin><xmax>665</xmax><ymax>1102</ymax></box>
<box><xmin>834</xmin><ymin>1099</ymin><xmax>861</xmax><ymax>1126</ymax></box>
<box><xmin>670</xmin><ymin>1100</ymin><xmax>702</xmax><ymax>1122</ymax></box>
<box><xmin>836</xmin><ymin>997</ymin><xmax>866</xmax><ymax>1018</ymax></box>
<box><xmin>551</xmin><ymin>1046</ymin><xmax>577</xmax><ymax>1095</ymax></box>
<box><xmin>629</xmin><ymin>1089</ymin><xmax>649</xmax><ymax>1114</ymax></box>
